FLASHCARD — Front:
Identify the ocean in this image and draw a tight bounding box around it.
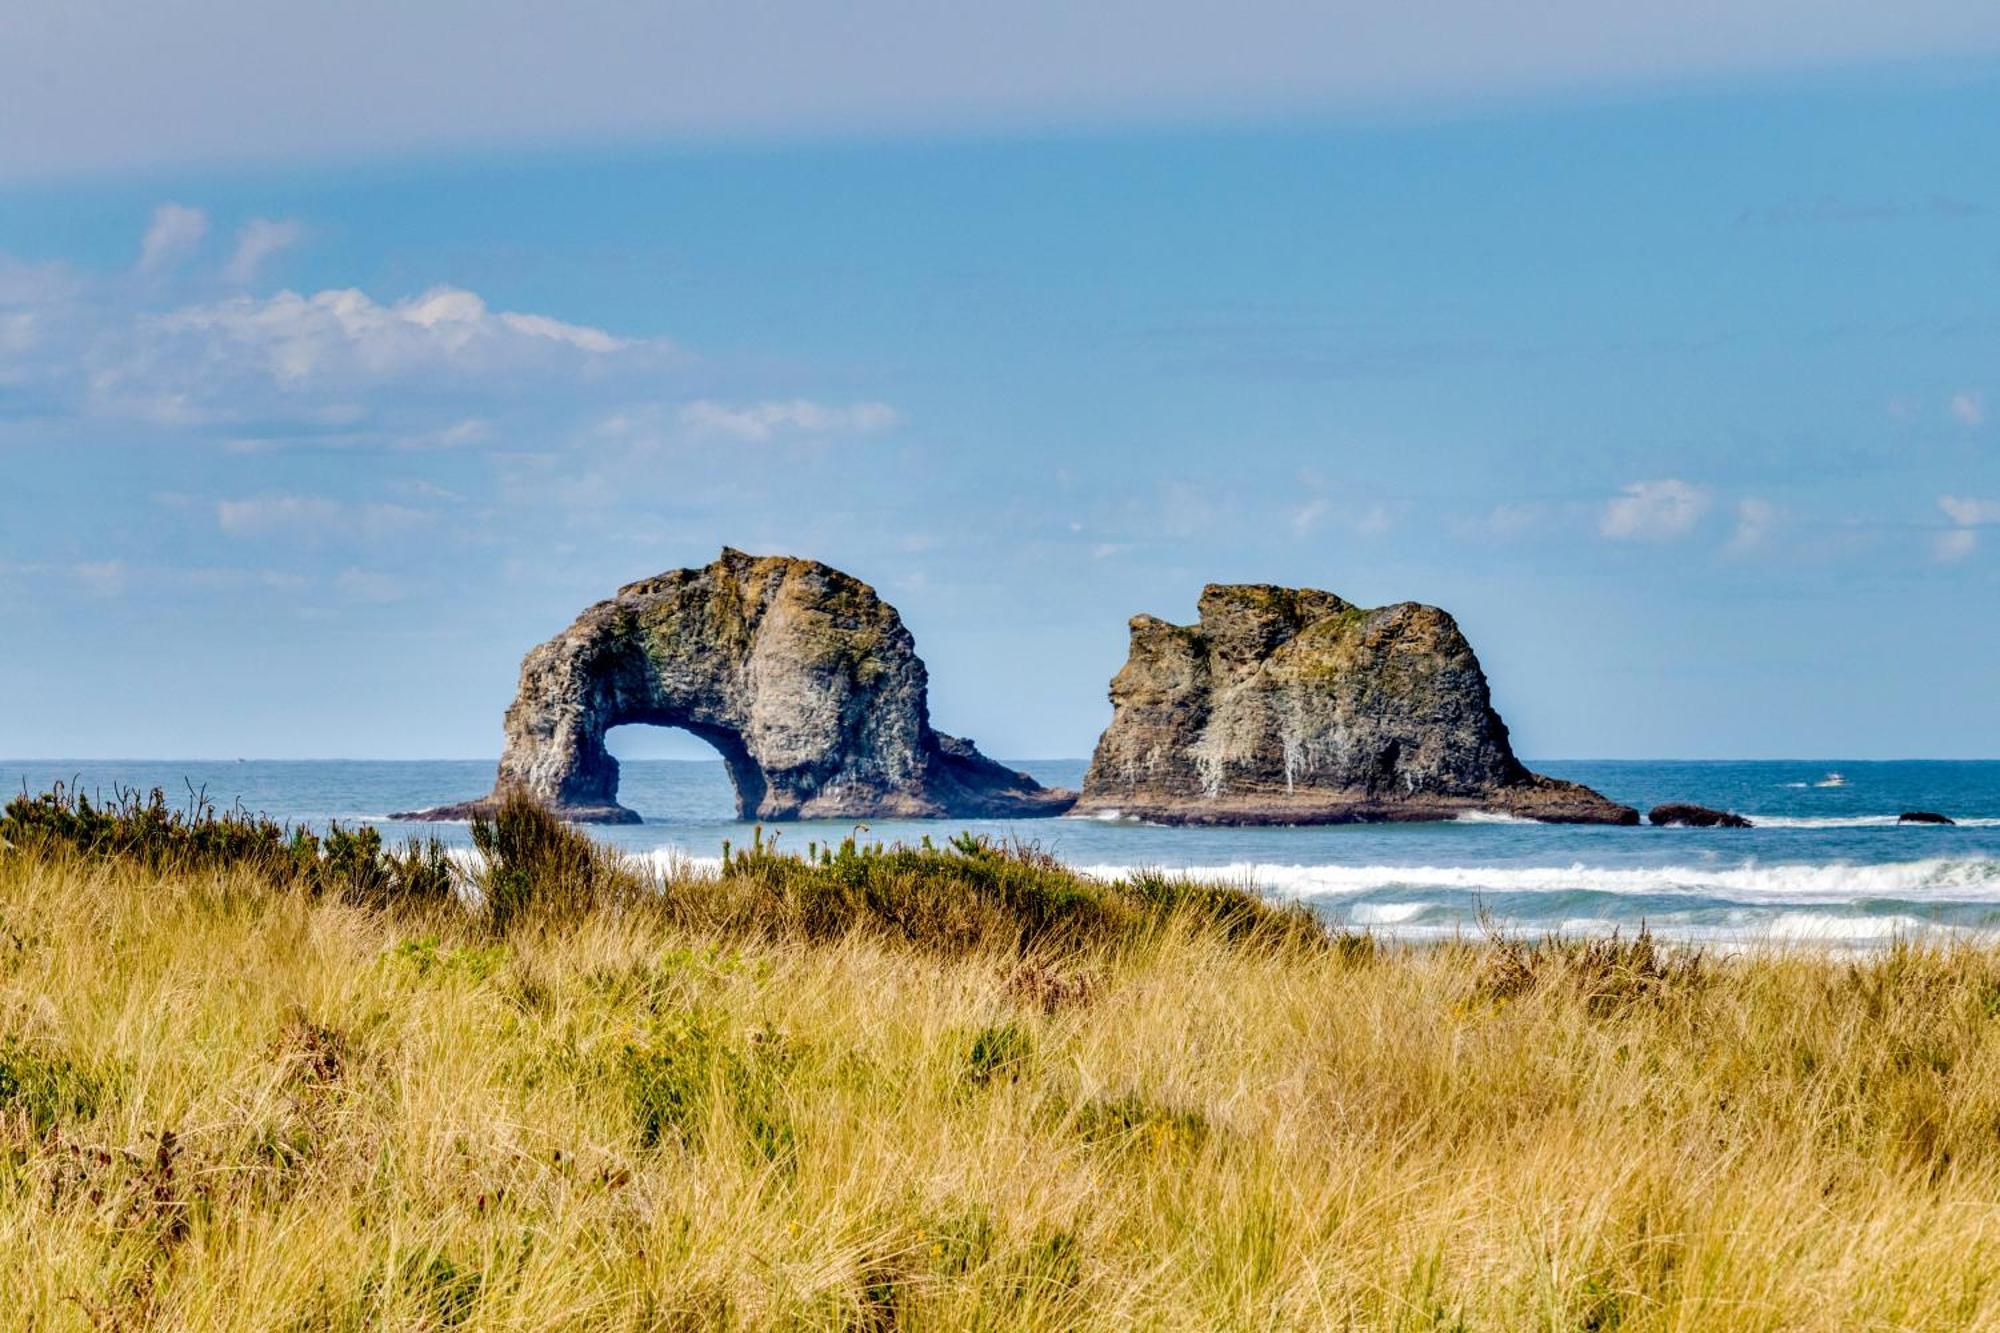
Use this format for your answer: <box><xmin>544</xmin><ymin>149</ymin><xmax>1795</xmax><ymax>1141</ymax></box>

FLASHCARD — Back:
<box><xmin>7</xmin><ymin>758</ymin><xmax>1998</xmax><ymax>950</ymax></box>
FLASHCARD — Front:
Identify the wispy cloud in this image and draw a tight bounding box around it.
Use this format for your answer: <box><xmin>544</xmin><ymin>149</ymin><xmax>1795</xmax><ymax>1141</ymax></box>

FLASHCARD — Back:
<box><xmin>216</xmin><ymin>494</ymin><xmax>342</xmax><ymax>537</ymax></box>
<box><xmin>1939</xmin><ymin>495</ymin><xmax>2000</xmax><ymax>527</ymax></box>
<box><xmin>1599</xmin><ymin>479</ymin><xmax>1710</xmax><ymax>542</ymax></box>
<box><xmin>71</xmin><ymin>561</ymin><xmax>128</xmax><ymax>597</ymax></box>
<box><xmin>1935</xmin><ymin>528</ymin><xmax>1979</xmax><ymax>563</ymax></box>
<box><xmin>224</xmin><ymin>217</ymin><xmax>306</xmax><ymax>284</ymax></box>
<box><xmin>1950</xmin><ymin>391</ymin><xmax>1986</xmax><ymax>428</ymax></box>
<box><xmin>1935</xmin><ymin>494</ymin><xmax>2000</xmax><ymax>562</ymax></box>
<box><xmin>333</xmin><ymin>568</ymin><xmax>410</xmax><ymax>603</ymax></box>
<box><xmin>1456</xmin><ymin>501</ymin><xmax>1551</xmax><ymax>543</ymax></box>
<box><xmin>678</xmin><ymin>399</ymin><xmax>902</xmax><ymax>442</ymax></box>
<box><xmin>217</xmin><ymin>493</ymin><xmax>427</xmax><ymax>542</ymax></box>
<box><xmin>1284</xmin><ymin>477</ymin><xmax>1392</xmax><ymax>540</ymax></box>
<box><xmin>396</xmin><ymin>417</ymin><xmax>491</xmax><ymax>450</ymax></box>
<box><xmin>1725</xmin><ymin>497</ymin><xmax>1782</xmax><ymax>555</ymax></box>
<box><xmin>137</xmin><ymin>203</ymin><xmax>208</xmax><ymax>274</ymax></box>
<box><xmin>1287</xmin><ymin>498</ymin><xmax>1329</xmax><ymax>537</ymax></box>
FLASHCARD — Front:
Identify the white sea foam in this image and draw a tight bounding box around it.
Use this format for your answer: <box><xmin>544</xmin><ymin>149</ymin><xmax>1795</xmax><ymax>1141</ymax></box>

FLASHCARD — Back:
<box><xmin>1349</xmin><ymin>901</ymin><xmax>1434</xmax><ymax>925</ymax></box>
<box><xmin>1452</xmin><ymin>810</ymin><xmax>1535</xmax><ymax>824</ymax></box>
<box><xmin>1067</xmin><ymin>857</ymin><xmax>2000</xmax><ymax>904</ymax></box>
<box><xmin>443</xmin><ymin>845</ymin><xmax>727</xmax><ymax>878</ymax></box>
<box><xmin>1742</xmin><ymin>814</ymin><xmax>2000</xmax><ymax>829</ymax></box>
<box><xmin>637</xmin><ymin>848</ymin><xmax>725</xmax><ymax>876</ymax></box>
<box><xmin>1757</xmin><ymin>912</ymin><xmax>1935</xmax><ymax>941</ymax></box>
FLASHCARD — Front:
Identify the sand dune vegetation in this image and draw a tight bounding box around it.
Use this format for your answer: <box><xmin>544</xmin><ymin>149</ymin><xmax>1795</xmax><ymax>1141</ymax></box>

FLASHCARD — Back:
<box><xmin>5</xmin><ymin>789</ymin><xmax>2000</xmax><ymax>1328</ymax></box>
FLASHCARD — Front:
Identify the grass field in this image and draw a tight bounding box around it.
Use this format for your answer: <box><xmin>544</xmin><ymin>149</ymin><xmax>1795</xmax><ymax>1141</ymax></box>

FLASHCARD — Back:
<box><xmin>5</xmin><ymin>792</ymin><xmax>2000</xmax><ymax>1329</ymax></box>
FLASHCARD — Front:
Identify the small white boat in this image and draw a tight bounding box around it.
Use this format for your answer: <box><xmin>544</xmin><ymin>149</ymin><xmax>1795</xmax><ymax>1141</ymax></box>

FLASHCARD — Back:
<box><xmin>1814</xmin><ymin>772</ymin><xmax>1846</xmax><ymax>789</ymax></box>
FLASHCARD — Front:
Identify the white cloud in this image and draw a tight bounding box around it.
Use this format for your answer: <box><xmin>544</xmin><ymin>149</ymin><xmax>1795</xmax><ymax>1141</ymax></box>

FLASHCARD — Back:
<box><xmin>679</xmin><ymin>398</ymin><xmax>902</xmax><ymax>442</ymax></box>
<box><xmin>1599</xmin><ymin>479</ymin><xmax>1711</xmax><ymax>541</ymax></box>
<box><xmin>1935</xmin><ymin>528</ymin><xmax>1979</xmax><ymax>562</ymax></box>
<box><xmin>496</xmin><ymin>309</ymin><xmax>629</xmax><ymax>354</ymax></box>
<box><xmin>224</xmin><ymin>217</ymin><xmax>305</xmax><ymax>283</ymax></box>
<box><xmin>1950</xmin><ymin>391</ymin><xmax>1986</xmax><ymax>428</ymax></box>
<box><xmin>78</xmin><ymin>283</ymin><xmax>667</xmax><ymax>435</ymax></box>
<box><xmin>144</xmin><ymin>285</ymin><xmax>642</xmax><ymax>387</ymax></box>
<box><xmin>137</xmin><ymin>203</ymin><xmax>209</xmax><ymax>274</ymax></box>
<box><xmin>1933</xmin><ymin>494</ymin><xmax>1998</xmax><ymax>562</ymax></box>
<box><xmin>1725</xmin><ymin>497</ymin><xmax>1782</xmax><ymax>554</ymax></box>
<box><xmin>1939</xmin><ymin>495</ymin><xmax>2000</xmax><ymax>527</ymax></box>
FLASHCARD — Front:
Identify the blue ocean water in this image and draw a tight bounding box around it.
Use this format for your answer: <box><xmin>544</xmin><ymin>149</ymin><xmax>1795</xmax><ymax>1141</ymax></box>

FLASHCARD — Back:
<box><xmin>7</xmin><ymin>758</ymin><xmax>1999</xmax><ymax>949</ymax></box>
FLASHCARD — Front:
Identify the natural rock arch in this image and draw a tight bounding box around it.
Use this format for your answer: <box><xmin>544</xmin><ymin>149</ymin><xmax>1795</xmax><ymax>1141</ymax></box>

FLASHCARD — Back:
<box><xmin>401</xmin><ymin>549</ymin><xmax>1073</xmax><ymax>823</ymax></box>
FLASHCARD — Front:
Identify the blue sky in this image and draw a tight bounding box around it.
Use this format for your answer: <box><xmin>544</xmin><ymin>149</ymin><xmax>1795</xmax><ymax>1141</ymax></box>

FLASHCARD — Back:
<box><xmin>1</xmin><ymin>10</ymin><xmax>1997</xmax><ymax>760</ymax></box>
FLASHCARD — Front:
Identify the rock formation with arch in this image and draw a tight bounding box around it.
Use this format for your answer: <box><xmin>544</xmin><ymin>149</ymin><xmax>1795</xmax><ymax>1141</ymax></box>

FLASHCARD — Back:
<box><xmin>400</xmin><ymin>549</ymin><xmax>1073</xmax><ymax>824</ymax></box>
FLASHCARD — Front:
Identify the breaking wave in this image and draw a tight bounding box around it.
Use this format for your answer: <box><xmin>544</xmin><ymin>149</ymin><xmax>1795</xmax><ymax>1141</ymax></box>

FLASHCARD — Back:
<box><xmin>1067</xmin><ymin>857</ymin><xmax>2000</xmax><ymax>904</ymax></box>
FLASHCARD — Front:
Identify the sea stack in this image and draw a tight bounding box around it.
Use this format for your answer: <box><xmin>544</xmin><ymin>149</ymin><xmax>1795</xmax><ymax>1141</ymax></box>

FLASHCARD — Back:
<box><xmin>399</xmin><ymin>549</ymin><xmax>1074</xmax><ymax>824</ymax></box>
<box><xmin>1073</xmin><ymin>583</ymin><xmax>1638</xmax><ymax>826</ymax></box>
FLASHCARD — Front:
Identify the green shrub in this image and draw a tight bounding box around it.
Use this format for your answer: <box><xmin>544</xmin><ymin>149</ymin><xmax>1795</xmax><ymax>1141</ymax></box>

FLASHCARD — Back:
<box><xmin>694</xmin><ymin>828</ymin><xmax>1329</xmax><ymax>958</ymax></box>
<box><xmin>0</xmin><ymin>1039</ymin><xmax>108</xmax><ymax>1133</ymax></box>
<box><xmin>1478</xmin><ymin>918</ymin><xmax>1706</xmax><ymax>1014</ymax></box>
<box><xmin>0</xmin><ymin>783</ymin><xmax>456</xmax><ymax>908</ymax></box>
<box><xmin>620</xmin><ymin>1012</ymin><xmax>799</xmax><ymax>1165</ymax></box>
<box><xmin>1125</xmin><ymin>868</ymin><xmax>1335</xmax><ymax>950</ymax></box>
<box><xmin>965</xmin><ymin>1022</ymin><xmax>1034</xmax><ymax>1088</ymax></box>
<box><xmin>1061</xmin><ymin>1091</ymin><xmax>1210</xmax><ymax>1153</ymax></box>
<box><xmin>470</xmin><ymin>789</ymin><xmax>635</xmax><ymax>934</ymax></box>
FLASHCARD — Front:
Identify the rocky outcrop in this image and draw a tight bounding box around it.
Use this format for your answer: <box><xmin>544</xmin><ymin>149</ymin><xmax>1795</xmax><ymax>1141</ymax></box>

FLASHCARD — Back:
<box><xmin>1073</xmin><ymin>583</ymin><xmax>1637</xmax><ymax>825</ymax></box>
<box><xmin>1649</xmin><ymin>803</ymin><xmax>1753</xmax><ymax>829</ymax></box>
<box><xmin>1899</xmin><ymin>811</ymin><xmax>1957</xmax><ymax>826</ymax></box>
<box><xmin>398</xmin><ymin>549</ymin><xmax>1074</xmax><ymax>824</ymax></box>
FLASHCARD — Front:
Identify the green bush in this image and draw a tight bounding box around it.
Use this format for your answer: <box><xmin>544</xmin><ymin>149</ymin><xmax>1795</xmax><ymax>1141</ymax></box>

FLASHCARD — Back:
<box><xmin>620</xmin><ymin>1012</ymin><xmax>798</xmax><ymax>1165</ymax></box>
<box><xmin>694</xmin><ymin>828</ymin><xmax>1331</xmax><ymax>958</ymax></box>
<box><xmin>470</xmin><ymin>790</ymin><xmax>636</xmax><ymax>934</ymax></box>
<box><xmin>0</xmin><ymin>1039</ymin><xmax>108</xmax><ymax>1134</ymax></box>
<box><xmin>0</xmin><ymin>783</ymin><xmax>456</xmax><ymax>908</ymax></box>
<box><xmin>964</xmin><ymin>1022</ymin><xmax>1034</xmax><ymax>1087</ymax></box>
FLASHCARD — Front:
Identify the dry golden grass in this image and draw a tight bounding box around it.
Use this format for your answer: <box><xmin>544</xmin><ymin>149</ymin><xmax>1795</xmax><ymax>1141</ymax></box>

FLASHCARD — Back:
<box><xmin>6</xmin><ymin>839</ymin><xmax>2000</xmax><ymax>1330</ymax></box>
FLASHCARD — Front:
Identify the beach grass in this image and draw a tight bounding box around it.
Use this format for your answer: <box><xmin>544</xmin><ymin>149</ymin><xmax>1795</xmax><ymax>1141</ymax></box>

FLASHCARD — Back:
<box><xmin>5</xmin><ymin>796</ymin><xmax>2000</xmax><ymax>1327</ymax></box>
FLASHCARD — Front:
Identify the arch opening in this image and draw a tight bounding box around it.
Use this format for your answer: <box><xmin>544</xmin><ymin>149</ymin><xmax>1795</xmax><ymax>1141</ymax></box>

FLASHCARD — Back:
<box><xmin>602</xmin><ymin>724</ymin><xmax>758</xmax><ymax>820</ymax></box>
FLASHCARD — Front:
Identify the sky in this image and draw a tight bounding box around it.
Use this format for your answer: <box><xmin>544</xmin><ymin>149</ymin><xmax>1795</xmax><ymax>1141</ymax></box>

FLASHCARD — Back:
<box><xmin>2</xmin><ymin>4</ymin><xmax>1997</xmax><ymax>761</ymax></box>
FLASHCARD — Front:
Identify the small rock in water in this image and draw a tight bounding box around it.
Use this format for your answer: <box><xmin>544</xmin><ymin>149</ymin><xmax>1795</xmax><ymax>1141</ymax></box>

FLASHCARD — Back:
<box><xmin>1648</xmin><ymin>803</ymin><xmax>1753</xmax><ymax>829</ymax></box>
<box><xmin>1897</xmin><ymin>810</ymin><xmax>1956</xmax><ymax>826</ymax></box>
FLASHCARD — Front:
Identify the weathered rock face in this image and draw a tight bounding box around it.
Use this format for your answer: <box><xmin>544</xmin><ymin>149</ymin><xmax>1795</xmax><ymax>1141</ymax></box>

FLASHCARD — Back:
<box><xmin>1073</xmin><ymin>583</ymin><xmax>1637</xmax><ymax>825</ymax></box>
<box><xmin>400</xmin><ymin>549</ymin><xmax>1074</xmax><ymax>823</ymax></box>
